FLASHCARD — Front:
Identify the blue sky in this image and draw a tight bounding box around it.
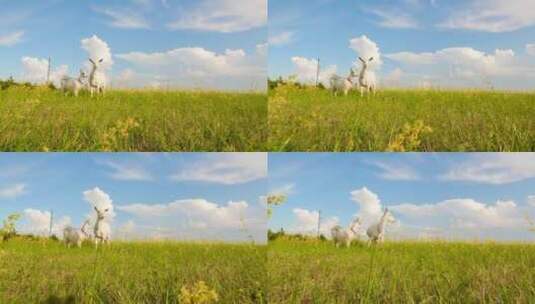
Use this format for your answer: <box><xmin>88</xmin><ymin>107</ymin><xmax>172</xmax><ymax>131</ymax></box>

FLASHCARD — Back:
<box><xmin>0</xmin><ymin>0</ymin><xmax>267</xmax><ymax>90</ymax></box>
<box><xmin>269</xmin><ymin>0</ymin><xmax>535</xmax><ymax>90</ymax></box>
<box><xmin>269</xmin><ymin>153</ymin><xmax>535</xmax><ymax>241</ymax></box>
<box><xmin>0</xmin><ymin>153</ymin><xmax>267</xmax><ymax>243</ymax></box>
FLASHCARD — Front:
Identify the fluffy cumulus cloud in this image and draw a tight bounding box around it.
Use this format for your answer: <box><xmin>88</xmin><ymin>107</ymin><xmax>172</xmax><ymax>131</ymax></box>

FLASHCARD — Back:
<box><xmin>390</xmin><ymin>198</ymin><xmax>530</xmax><ymax>240</ymax></box>
<box><xmin>0</xmin><ymin>31</ymin><xmax>24</xmax><ymax>46</ymax></box>
<box><xmin>345</xmin><ymin>187</ymin><xmax>533</xmax><ymax>240</ymax></box>
<box><xmin>21</xmin><ymin>209</ymin><xmax>71</xmax><ymax>236</ymax></box>
<box><xmin>440</xmin><ymin>0</ymin><xmax>535</xmax><ymax>33</ymax></box>
<box><xmin>167</xmin><ymin>0</ymin><xmax>267</xmax><ymax>33</ymax></box>
<box><xmin>349</xmin><ymin>35</ymin><xmax>381</xmax><ymax>86</ymax></box>
<box><xmin>117</xmin><ymin>198</ymin><xmax>266</xmax><ymax>242</ymax></box>
<box><xmin>291</xmin><ymin>208</ymin><xmax>339</xmax><ymax>236</ymax></box>
<box><xmin>349</xmin><ymin>35</ymin><xmax>383</xmax><ymax>69</ymax></box>
<box><xmin>290</xmin><ymin>57</ymin><xmax>337</xmax><ymax>86</ymax></box>
<box><xmin>116</xmin><ymin>45</ymin><xmax>266</xmax><ymax>90</ymax></box>
<box><xmin>350</xmin><ymin>187</ymin><xmax>387</xmax><ymax>228</ymax></box>
<box><xmin>81</xmin><ymin>35</ymin><xmax>113</xmax><ymax>84</ymax></box>
<box><xmin>171</xmin><ymin>153</ymin><xmax>267</xmax><ymax>185</ymax></box>
<box><xmin>385</xmin><ymin>47</ymin><xmax>535</xmax><ymax>89</ymax></box>
<box><xmin>0</xmin><ymin>184</ymin><xmax>26</xmax><ymax>199</ymax></box>
<box><xmin>18</xmin><ymin>35</ymin><xmax>112</xmax><ymax>86</ymax></box>
<box><xmin>21</xmin><ymin>57</ymin><xmax>68</xmax><ymax>86</ymax></box>
<box><xmin>441</xmin><ymin>153</ymin><xmax>535</xmax><ymax>185</ymax></box>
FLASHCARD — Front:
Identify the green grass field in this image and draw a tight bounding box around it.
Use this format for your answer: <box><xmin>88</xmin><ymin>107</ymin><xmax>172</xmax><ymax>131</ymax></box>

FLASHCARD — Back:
<box><xmin>268</xmin><ymin>239</ymin><xmax>535</xmax><ymax>303</ymax></box>
<box><xmin>269</xmin><ymin>85</ymin><xmax>535</xmax><ymax>151</ymax></box>
<box><xmin>0</xmin><ymin>238</ymin><xmax>266</xmax><ymax>303</ymax></box>
<box><xmin>0</xmin><ymin>86</ymin><xmax>267</xmax><ymax>152</ymax></box>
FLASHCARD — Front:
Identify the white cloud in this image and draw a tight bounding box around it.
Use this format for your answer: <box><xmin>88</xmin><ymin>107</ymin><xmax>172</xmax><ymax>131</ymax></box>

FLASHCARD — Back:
<box><xmin>81</xmin><ymin>35</ymin><xmax>113</xmax><ymax>84</ymax></box>
<box><xmin>291</xmin><ymin>208</ymin><xmax>339</xmax><ymax>236</ymax></box>
<box><xmin>527</xmin><ymin>44</ymin><xmax>535</xmax><ymax>56</ymax></box>
<box><xmin>167</xmin><ymin>0</ymin><xmax>267</xmax><ymax>33</ymax></box>
<box><xmin>383</xmin><ymin>68</ymin><xmax>404</xmax><ymax>86</ymax></box>
<box><xmin>117</xmin><ymin>198</ymin><xmax>266</xmax><ymax>242</ymax></box>
<box><xmin>441</xmin><ymin>154</ymin><xmax>535</xmax><ymax>185</ymax></box>
<box><xmin>290</xmin><ymin>56</ymin><xmax>337</xmax><ymax>86</ymax></box>
<box><xmin>269</xmin><ymin>31</ymin><xmax>294</xmax><ymax>46</ymax></box>
<box><xmin>349</xmin><ymin>35</ymin><xmax>383</xmax><ymax>69</ymax></box>
<box><xmin>368</xmin><ymin>161</ymin><xmax>420</xmax><ymax>181</ymax></box>
<box><xmin>171</xmin><ymin>153</ymin><xmax>267</xmax><ymax>185</ymax></box>
<box><xmin>99</xmin><ymin>160</ymin><xmax>153</xmax><ymax>181</ymax></box>
<box><xmin>20</xmin><ymin>56</ymin><xmax>68</xmax><ymax>86</ymax></box>
<box><xmin>367</xmin><ymin>8</ymin><xmax>419</xmax><ymax>29</ymax></box>
<box><xmin>385</xmin><ymin>47</ymin><xmax>535</xmax><ymax>89</ymax></box>
<box><xmin>83</xmin><ymin>187</ymin><xmax>116</xmax><ymax>222</ymax></box>
<box><xmin>440</xmin><ymin>0</ymin><xmax>535</xmax><ymax>32</ymax></box>
<box><xmin>116</xmin><ymin>46</ymin><xmax>266</xmax><ymax>90</ymax></box>
<box><xmin>391</xmin><ymin>199</ymin><xmax>524</xmax><ymax>231</ymax></box>
<box><xmin>21</xmin><ymin>209</ymin><xmax>71</xmax><ymax>236</ymax></box>
<box><xmin>114</xmin><ymin>68</ymin><xmax>137</xmax><ymax>87</ymax></box>
<box><xmin>94</xmin><ymin>8</ymin><xmax>150</xmax><ymax>29</ymax></box>
<box><xmin>350</xmin><ymin>187</ymin><xmax>386</xmax><ymax>227</ymax></box>
<box><xmin>0</xmin><ymin>31</ymin><xmax>24</xmax><ymax>46</ymax></box>
<box><xmin>0</xmin><ymin>184</ymin><xmax>26</xmax><ymax>199</ymax></box>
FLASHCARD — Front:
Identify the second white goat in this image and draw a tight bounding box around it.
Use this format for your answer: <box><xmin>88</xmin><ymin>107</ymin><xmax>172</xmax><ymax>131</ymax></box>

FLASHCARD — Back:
<box><xmin>63</xmin><ymin>219</ymin><xmax>90</xmax><ymax>248</ymax></box>
<box><xmin>331</xmin><ymin>217</ymin><xmax>361</xmax><ymax>248</ymax></box>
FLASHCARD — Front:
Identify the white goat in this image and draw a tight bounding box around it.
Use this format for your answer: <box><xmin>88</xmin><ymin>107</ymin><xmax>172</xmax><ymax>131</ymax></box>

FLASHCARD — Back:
<box><xmin>331</xmin><ymin>217</ymin><xmax>361</xmax><ymax>248</ymax></box>
<box><xmin>60</xmin><ymin>70</ymin><xmax>87</xmax><ymax>97</ymax></box>
<box><xmin>63</xmin><ymin>219</ymin><xmax>90</xmax><ymax>248</ymax></box>
<box><xmin>93</xmin><ymin>207</ymin><xmax>111</xmax><ymax>248</ymax></box>
<box><xmin>366</xmin><ymin>208</ymin><xmax>395</xmax><ymax>244</ymax></box>
<box><xmin>330</xmin><ymin>68</ymin><xmax>357</xmax><ymax>97</ymax></box>
<box><xmin>88</xmin><ymin>58</ymin><xmax>106</xmax><ymax>97</ymax></box>
<box><xmin>358</xmin><ymin>57</ymin><xmax>377</xmax><ymax>97</ymax></box>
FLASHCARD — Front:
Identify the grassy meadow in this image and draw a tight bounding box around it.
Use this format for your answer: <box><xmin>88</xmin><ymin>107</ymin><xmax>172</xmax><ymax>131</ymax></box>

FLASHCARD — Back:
<box><xmin>269</xmin><ymin>85</ymin><xmax>535</xmax><ymax>151</ymax></box>
<box><xmin>268</xmin><ymin>239</ymin><xmax>535</xmax><ymax>303</ymax></box>
<box><xmin>0</xmin><ymin>238</ymin><xmax>266</xmax><ymax>303</ymax></box>
<box><xmin>0</xmin><ymin>86</ymin><xmax>267</xmax><ymax>152</ymax></box>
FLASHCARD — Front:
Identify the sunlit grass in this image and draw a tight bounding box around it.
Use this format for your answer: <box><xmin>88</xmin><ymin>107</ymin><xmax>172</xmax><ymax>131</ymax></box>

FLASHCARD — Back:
<box><xmin>0</xmin><ymin>86</ymin><xmax>267</xmax><ymax>151</ymax></box>
<box><xmin>268</xmin><ymin>85</ymin><xmax>535</xmax><ymax>151</ymax></box>
<box><xmin>0</xmin><ymin>238</ymin><xmax>266</xmax><ymax>303</ymax></box>
<box><xmin>268</xmin><ymin>239</ymin><xmax>535</xmax><ymax>303</ymax></box>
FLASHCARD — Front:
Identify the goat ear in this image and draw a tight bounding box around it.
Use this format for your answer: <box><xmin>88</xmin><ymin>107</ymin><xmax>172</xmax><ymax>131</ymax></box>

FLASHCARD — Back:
<box><xmin>99</xmin><ymin>58</ymin><xmax>104</xmax><ymax>63</ymax></box>
<box><xmin>89</xmin><ymin>58</ymin><xmax>95</xmax><ymax>64</ymax></box>
<box><xmin>358</xmin><ymin>57</ymin><xmax>365</xmax><ymax>63</ymax></box>
<box><xmin>369</xmin><ymin>57</ymin><xmax>374</xmax><ymax>62</ymax></box>
<box><xmin>94</xmin><ymin>206</ymin><xmax>98</xmax><ymax>212</ymax></box>
<box><xmin>104</xmin><ymin>208</ymin><xmax>109</xmax><ymax>212</ymax></box>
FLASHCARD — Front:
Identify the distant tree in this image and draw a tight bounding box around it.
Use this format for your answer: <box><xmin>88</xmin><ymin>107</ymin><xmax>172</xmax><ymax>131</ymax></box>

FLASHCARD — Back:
<box><xmin>268</xmin><ymin>228</ymin><xmax>286</xmax><ymax>241</ymax></box>
<box><xmin>1</xmin><ymin>213</ymin><xmax>21</xmax><ymax>242</ymax></box>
